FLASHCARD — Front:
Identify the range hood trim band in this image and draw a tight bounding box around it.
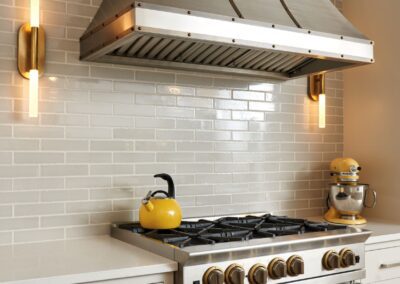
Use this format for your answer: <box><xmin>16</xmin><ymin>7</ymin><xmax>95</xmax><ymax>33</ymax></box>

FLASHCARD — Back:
<box><xmin>80</xmin><ymin>1</ymin><xmax>374</xmax><ymax>80</ymax></box>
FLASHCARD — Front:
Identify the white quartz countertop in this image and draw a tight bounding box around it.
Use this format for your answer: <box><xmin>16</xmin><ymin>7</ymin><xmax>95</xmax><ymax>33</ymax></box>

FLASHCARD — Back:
<box><xmin>309</xmin><ymin>216</ymin><xmax>400</xmax><ymax>245</ymax></box>
<box><xmin>357</xmin><ymin>219</ymin><xmax>400</xmax><ymax>245</ymax></box>
<box><xmin>0</xmin><ymin>236</ymin><xmax>177</xmax><ymax>284</ymax></box>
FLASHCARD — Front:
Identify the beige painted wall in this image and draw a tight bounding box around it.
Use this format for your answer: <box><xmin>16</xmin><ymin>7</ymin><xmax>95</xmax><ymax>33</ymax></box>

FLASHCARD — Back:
<box><xmin>343</xmin><ymin>0</ymin><xmax>400</xmax><ymax>221</ymax></box>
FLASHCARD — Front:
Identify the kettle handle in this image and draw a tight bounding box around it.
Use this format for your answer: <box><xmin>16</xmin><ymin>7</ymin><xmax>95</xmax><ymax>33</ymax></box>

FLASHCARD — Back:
<box><xmin>364</xmin><ymin>188</ymin><xmax>377</xmax><ymax>208</ymax></box>
<box><xmin>154</xmin><ymin>173</ymin><xmax>175</xmax><ymax>198</ymax></box>
<box><xmin>151</xmin><ymin>190</ymin><xmax>170</xmax><ymax>198</ymax></box>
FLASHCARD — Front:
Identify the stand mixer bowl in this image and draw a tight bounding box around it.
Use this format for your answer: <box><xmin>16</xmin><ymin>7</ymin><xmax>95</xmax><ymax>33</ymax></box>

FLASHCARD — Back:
<box><xmin>329</xmin><ymin>184</ymin><xmax>371</xmax><ymax>219</ymax></box>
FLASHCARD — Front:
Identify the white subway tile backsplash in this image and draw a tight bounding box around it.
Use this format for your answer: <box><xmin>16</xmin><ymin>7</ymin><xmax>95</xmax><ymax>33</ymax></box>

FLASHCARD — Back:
<box><xmin>0</xmin><ymin>166</ymin><xmax>39</xmax><ymax>178</ymax></box>
<box><xmin>91</xmin><ymin>66</ymin><xmax>134</xmax><ymax>80</ymax></box>
<box><xmin>41</xmin><ymin>189</ymin><xmax>89</xmax><ymax>202</ymax></box>
<box><xmin>14</xmin><ymin>152</ymin><xmax>64</xmax><ymax>164</ymax></box>
<box><xmin>0</xmin><ymin>0</ymin><xmax>342</xmax><ymax>245</ymax></box>
<box><xmin>41</xmin><ymin>114</ymin><xmax>89</xmax><ymax>126</ymax></box>
<box><xmin>66</xmin><ymin>152</ymin><xmax>112</xmax><ymax>163</ymax></box>
<box><xmin>232</xmin><ymin>111</ymin><xmax>264</xmax><ymax>121</ymax></box>
<box><xmin>67</xmin><ymin>102</ymin><xmax>112</xmax><ymax>115</ymax></box>
<box><xmin>0</xmin><ymin>205</ymin><xmax>12</xmax><ymax>217</ymax></box>
<box><xmin>196</xmin><ymin>130</ymin><xmax>231</xmax><ymax>141</ymax></box>
<box><xmin>66</xmin><ymin>127</ymin><xmax>112</xmax><ymax>139</ymax></box>
<box><xmin>136</xmin><ymin>141</ymin><xmax>175</xmax><ymax>152</ymax></box>
<box><xmin>91</xmin><ymin>115</ymin><xmax>132</xmax><ymax>128</ymax></box>
<box><xmin>41</xmin><ymin>214</ymin><xmax>89</xmax><ymax>228</ymax></box>
<box><xmin>176</xmin><ymin>119</ymin><xmax>212</xmax><ymax>130</ymax></box>
<box><xmin>136</xmin><ymin>94</ymin><xmax>176</xmax><ymax>106</ymax></box>
<box><xmin>113</xmin><ymin>103</ymin><xmax>155</xmax><ymax>117</ymax></box>
<box><xmin>156</xmin><ymin>129</ymin><xmax>194</xmax><ymax>141</ymax></box>
<box><xmin>233</xmin><ymin>90</ymin><xmax>265</xmax><ymax>101</ymax></box>
<box><xmin>177</xmin><ymin>97</ymin><xmax>213</xmax><ymax>109</ymax></box>
<box><xmin>215</xmin><ymin>99</ymin><xmax>248</xmax><ymax>110</ymax></box>
<box><xmin>0</xmin><ymin>232</ymin><xmax>11</xmax><ymax>244</ymax></box>
<box><xmin>66</xmin><ymin>176</ymin><xmax>112</xmax><ymax>189</ymax></box>
<box><xmin>91</xmin><ymin>140</ymin><xmax>133</xmax><ymax>151</ymax></box>
<box><xmin>196</xmin><ymin>88</ymin><xmax>231</xmax><ymax>99</ymax></box>
<box><xmin>157</xmin><ymin>85</ymin><xmax>195</xmax><ymax>96</ymax></box>
<box><xmin>215</xmin><ymin>120</ymin><xmax>248</xmax><ymax>131</ymax></box>
<box><xmin>157</xmin><ymin>106</ymin><xmax>194</xmax><ymax>118</ymax></box>
<box><xmin>136</xmin><ymin>71</ymin><xmax>175</xmax><ymax>84</ymax></box>
<box><xmin>135</xmin><ymin>117</ymin><xmax>175</xmax><ymax>129</ymax></box>
<box><xmin>90</xmin><ymin>164</ymin><xmax>133</xmax><ymax>175</ymax></box>
<box><xmin>14</xmin><ymin>228</ymin><xmax>64</xmax><ymax>243</ymax></box>
<box><xmin>66</xmin><ymin>224</ymin><xmax>110</xmax><ymax>238</ymax></box>
<box><xmin>66</xmin><ymin>201</ymin><xmax>112</xmax><ymax>213</ymax></box>
<box><xmin>90</xmin><ymin>211</ymin><xmax>134</xmax><ymax>224</ymax></box>
<box><xmin>41</xmin><ymin>165</ymin><xmax>88</xmax><ymax>176</ymax></box>
<box><xmin>41</xmin><ymin>139</ymin><xmax>89</xmax><ymax>151</ymax></box>
<box><xmin>14</xmin><ymin>126</ymin><xmax>64</xmax><ymax>138</ymax></box>
<box><xmin>14</xmin><ymin>203</ymin><xmax>64</xmax><ymax>216</ymax></box>
<box><xmin>114</xmin><ymin>152</ymin><xmax>155</xmax><ymax>163</ymax></box>
<box><xmin>114</xmin><ymin>81</ymin><xmax>156</xmax><ymax>94</ymax></box>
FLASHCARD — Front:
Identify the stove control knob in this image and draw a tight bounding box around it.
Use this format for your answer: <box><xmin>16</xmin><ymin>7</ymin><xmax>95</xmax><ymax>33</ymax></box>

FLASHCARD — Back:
<box><xmin>225</xmin><ymin>263</ymin><xmax>245</xmax><ymax>284</ymax></box>
<box><xmin>287</xmin><ymin>255</ymin><xmax>305</xmax><ymax>276</ymax></box>
<box><xmin>323</xmin><ymin>251</ymin><xmax>340</xmax><ymax>270</ymax></box>
<box><xmin>340</xmin><ymin>249</ymin><xmax>356</xmax><ymax>268</ymax></box>
<box><xmin>268</xmin><ymin>258</ymin><xmax>287</xmax><ymax>279</ymax></box>
<box><xmin>203</xmin><ymin>266</ymin><xmax>224</xmax><ymax>284</ymax></box>
<box><xmin>248</xmin><ymin>264</ymin><xmax>268</xmax><ymax>284</ymax></box>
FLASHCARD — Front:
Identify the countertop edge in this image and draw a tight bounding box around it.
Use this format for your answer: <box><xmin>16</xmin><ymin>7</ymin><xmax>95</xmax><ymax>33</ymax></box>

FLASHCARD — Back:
<box><xmin>1</xmin><ymin>263</ymin><xmax>178</xmax><ymax>284</ymax></box>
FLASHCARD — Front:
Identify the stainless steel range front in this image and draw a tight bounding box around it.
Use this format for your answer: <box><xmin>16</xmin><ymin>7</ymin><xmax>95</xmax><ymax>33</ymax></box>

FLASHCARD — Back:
<box><xmin>111</xmin><ymin>214</ymin><xmax>370</xmax><ymax>284</ymax></box>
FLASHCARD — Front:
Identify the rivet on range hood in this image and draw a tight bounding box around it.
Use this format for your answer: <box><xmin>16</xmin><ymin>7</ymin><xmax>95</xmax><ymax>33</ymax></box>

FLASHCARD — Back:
<box><xmin>80</xmin><ymin>0</ymin><xmax>374</xmax><ymax>81</ymax></box>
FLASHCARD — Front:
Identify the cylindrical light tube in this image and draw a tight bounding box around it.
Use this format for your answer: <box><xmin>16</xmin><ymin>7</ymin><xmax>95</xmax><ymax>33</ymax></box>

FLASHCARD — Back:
<box><xmin>29</xmin><ymin>69</ymin><xmax>39</xmax><ymax>118</ymax></box>
<box><xmin>30</xmin><ymin>0</ymin><xmax>40</xmax><ymax>28</ymax></box>
<box><xmin>319</xmin><ymin>93</ymin><xmax>326</xmax><ymax>129</ymax></box>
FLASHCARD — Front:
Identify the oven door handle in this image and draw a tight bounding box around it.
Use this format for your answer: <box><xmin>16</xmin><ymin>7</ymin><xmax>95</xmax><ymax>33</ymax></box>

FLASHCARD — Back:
<box><xmin>380</xmin><ymin>262</ymin><xmax>400</xmax><ymax>269</ymax></box>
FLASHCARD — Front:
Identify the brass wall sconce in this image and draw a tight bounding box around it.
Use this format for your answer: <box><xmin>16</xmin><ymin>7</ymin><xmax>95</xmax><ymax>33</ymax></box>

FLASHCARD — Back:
<box><xmin>17</xmin><ymin>0</ymin><xmax>45</xmax><ymax>118</ymax></box>
<box><xmin>308</xmin><ymin>73</ymin><xmax>326</xmax><ymax>129</ymax></box>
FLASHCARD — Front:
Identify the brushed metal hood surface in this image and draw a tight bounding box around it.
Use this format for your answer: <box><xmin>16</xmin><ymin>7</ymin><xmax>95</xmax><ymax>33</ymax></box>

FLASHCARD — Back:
<box><xmin>80</xmin><ymin>0</ymin><xmax>374</xmax><ymax>80</ymax></box>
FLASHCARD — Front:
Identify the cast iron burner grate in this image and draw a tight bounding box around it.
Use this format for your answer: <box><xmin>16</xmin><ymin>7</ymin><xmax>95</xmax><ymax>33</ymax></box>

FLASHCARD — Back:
<box><xmin>118</xmin><ymin>214</ymin><xmax>347</xmax><ymax>248</ymax></box>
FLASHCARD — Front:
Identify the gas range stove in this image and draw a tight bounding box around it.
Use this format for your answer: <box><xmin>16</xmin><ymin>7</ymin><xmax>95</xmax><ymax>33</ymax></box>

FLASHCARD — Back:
<box><xmin>112</xmin><ymin>214</ymin><xmax>371</xmax><ymax>284</ymax></box>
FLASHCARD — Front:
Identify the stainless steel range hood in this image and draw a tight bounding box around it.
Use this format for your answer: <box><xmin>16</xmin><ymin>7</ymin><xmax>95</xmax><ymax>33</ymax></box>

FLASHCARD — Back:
<box><xmin>80</xmin><ymin>0</ymin><xmax>374</xmax><ymax>80</ymax></box>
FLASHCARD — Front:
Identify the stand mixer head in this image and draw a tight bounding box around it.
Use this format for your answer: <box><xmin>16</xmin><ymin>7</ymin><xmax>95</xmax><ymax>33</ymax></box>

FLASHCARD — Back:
<box><xmin>330</xmin><ymin>157</ymin><xmax>362</xmax><ymax>185</ymax></box>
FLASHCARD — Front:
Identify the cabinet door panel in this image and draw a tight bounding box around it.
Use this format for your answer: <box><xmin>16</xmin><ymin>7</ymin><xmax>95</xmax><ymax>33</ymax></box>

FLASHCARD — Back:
<box><xmin>364</xmin><ymin>246</ymin><xmax>400</xmax><ymax>283</ymax></box>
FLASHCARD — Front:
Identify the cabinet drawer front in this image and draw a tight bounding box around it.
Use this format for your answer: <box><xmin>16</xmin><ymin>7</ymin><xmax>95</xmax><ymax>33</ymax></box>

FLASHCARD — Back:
<box><xmin>365</xmin><ymin>246</ymin><xmax>400</xmax><ymax>283</ymax></box>
<box><xmin>87</xmin><ymin>272</ymin><xmax>173</xmax><ymax>284</ymax></box>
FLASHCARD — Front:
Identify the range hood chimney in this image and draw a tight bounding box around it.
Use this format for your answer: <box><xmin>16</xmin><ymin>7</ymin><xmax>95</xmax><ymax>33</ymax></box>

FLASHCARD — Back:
<box><xmin>80</xmin><ymin>0</ymin><xmax>374</xmax><ymax>80</ymax></box>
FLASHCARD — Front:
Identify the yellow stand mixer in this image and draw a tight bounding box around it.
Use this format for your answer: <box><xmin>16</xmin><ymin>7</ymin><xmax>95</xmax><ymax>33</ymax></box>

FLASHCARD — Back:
<box><xmin>325</xmin><ymin>158</ymin><xmax>377</xmax><ymax>225</ymax></box>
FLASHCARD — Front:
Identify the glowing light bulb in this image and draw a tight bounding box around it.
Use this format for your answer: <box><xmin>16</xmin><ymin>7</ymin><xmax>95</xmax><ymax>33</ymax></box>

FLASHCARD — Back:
<box><xmin>319</xmin><ymin>93</ymin><xmax>326</xmax><ymax>129</ymax></box>
<box><xmin>29</xmin><ymin>69</ymin><xmax>39</xmax><ymax>118</ymax></box>
<box><xmin>30</xmin><ymin>0</ymin><xmax>40</xmax><ymax>28</ymax></box>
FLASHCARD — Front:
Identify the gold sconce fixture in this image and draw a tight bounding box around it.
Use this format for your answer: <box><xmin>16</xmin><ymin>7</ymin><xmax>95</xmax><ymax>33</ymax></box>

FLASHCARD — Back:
<box><xmin>308</xmin><ymin>73</ymin><xmax>326</xmax><ymax>129</ymax></box>
<box><xmin>17</xmin><ymin>0</ymin><xmax>45</xmax><ymax>118</ymax></box>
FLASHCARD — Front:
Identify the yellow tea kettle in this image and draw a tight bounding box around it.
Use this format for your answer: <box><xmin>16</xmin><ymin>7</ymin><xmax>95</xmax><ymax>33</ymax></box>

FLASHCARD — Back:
<box><xmin>139</xmin><ymin>173</ymin><xmax>182</xmax><ymax>229</ymax></box>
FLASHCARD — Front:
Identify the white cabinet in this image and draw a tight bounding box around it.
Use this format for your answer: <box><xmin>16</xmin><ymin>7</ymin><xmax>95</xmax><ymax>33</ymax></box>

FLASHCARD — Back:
<box><xmin>363</xmin><ymin>240</ymin><xmax>400</xmax><ymax>283</ymax></box>
<box><xmin>87</xmin><ymin>272</ymin><xmax>173</xmax><ymax>284</ymax></box>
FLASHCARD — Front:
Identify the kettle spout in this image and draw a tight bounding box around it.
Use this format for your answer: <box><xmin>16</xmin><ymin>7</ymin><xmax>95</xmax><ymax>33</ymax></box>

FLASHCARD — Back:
<box><xmin>143</xmin><ymin>199</ymin><xmax>154</xmax><ymax>212</ymax></box>
<box><xmin>142</xmin><ymin>190</ymin><xmax>154</xmax><ymax>212</ymax></box>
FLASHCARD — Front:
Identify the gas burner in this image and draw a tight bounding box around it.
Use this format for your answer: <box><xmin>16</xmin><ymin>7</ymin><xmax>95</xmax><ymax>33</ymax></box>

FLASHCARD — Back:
<box><xmin>118</xmin><ymin>214</ymin><xmax>347</xmax><ymax>248</ymax></box>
